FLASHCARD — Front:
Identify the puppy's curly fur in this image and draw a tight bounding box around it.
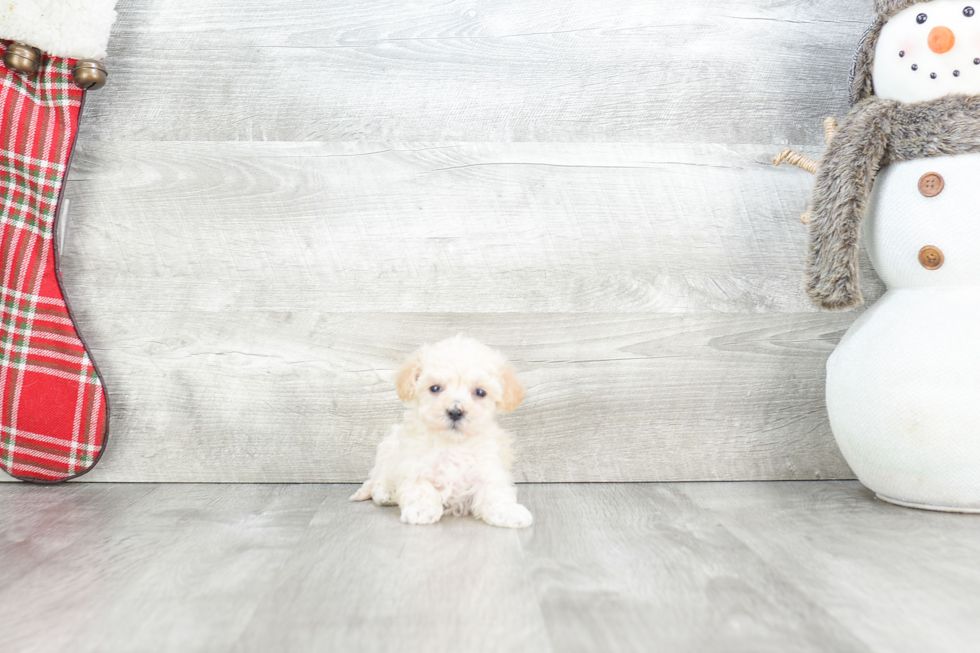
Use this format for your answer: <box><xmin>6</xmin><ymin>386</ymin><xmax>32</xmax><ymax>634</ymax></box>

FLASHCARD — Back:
<box><xmin>350</xmin><ymin>335</ymin><xmax>532</xmax><ymax>529</ymax></box>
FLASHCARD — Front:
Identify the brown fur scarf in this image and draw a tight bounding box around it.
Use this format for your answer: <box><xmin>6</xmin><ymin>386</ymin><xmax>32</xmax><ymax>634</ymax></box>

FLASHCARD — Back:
<box><xmin>807</xmin><ymin>94</ymin><xmax>980</xmax><ymax>309</ymax></box>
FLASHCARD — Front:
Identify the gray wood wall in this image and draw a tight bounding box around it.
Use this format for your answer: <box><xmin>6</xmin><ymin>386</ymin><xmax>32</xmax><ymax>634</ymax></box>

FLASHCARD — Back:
<box><xmin>42</xmin><ymin>0</ymin><xmax>883</xmax><ymax>482</ymax></box>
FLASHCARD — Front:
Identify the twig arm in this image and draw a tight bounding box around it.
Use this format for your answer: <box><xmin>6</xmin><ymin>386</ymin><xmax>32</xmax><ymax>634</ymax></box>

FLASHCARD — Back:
<box><xmin>824</xmin><ymin>117</ymin><xmax>838</xmax><ymax>144</ymax></box>
<box><xmin>772</xmin><ymin>149</ymin><xmax>818</xmax><ymax>174</ymax></box>
<box><xmin>773</xmin><ymin>117</ymin><xmax>839</xmax><ymax>223</ymax></box>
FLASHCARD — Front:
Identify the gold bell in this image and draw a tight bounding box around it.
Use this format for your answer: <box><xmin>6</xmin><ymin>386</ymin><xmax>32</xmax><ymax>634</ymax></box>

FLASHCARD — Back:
<box><xmin>72</xmin><ymin>60</ymin><xmax>108</xmax><ymax>90</ymax></box>
<box><xmin>4</xmin><ymin>43</ymin><xmax>41</xmax><ymax>75</ymax></box>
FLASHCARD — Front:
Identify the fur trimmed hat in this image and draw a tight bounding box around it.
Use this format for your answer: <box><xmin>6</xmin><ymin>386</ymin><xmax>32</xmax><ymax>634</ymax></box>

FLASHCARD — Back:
<box><xmin>876</xmin><ymin>0</ymin><xmax>933</xmax><ymax>13</ymax></box>
<box><xmin>851</xmin><ymin>0</ymin><xmax>937</xmax><ymax>103</ymax></box>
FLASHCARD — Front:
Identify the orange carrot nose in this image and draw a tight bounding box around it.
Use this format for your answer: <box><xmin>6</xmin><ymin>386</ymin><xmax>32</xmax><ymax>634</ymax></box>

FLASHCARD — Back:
<box><xmin>929</xmin><ymin>26</ymin><xmax>956</xmax><ymax>54</ymax></box>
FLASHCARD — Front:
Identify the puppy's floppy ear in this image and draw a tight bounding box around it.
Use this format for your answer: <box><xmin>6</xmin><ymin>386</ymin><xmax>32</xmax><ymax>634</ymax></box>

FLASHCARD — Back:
<box><xmin>497</xmin><ymin>363</ymin><xmax>525</xmax><ymax>413</ymax></box>
<box><xmin>395</xmin><ymin>350</ymin><xmax>423</xmax><ymax>402</ymax></box>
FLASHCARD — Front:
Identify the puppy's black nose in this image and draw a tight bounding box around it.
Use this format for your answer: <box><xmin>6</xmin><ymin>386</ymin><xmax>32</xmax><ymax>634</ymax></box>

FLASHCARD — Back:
<box><xmin>447</xmin><ymin>408</ymin><xmax>464</xmax><ymax>422</ymax></box>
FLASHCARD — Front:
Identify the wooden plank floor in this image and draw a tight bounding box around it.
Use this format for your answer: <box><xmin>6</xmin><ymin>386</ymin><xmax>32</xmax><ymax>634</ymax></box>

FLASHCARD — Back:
<box><xmin>2</xmin><ymin>482</ymin><xmax>979</xmax><ymax>652</ymax></box>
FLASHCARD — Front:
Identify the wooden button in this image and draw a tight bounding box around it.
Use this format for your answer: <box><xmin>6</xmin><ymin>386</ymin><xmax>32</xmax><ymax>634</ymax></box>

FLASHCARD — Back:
<box><xmin>918</xmin><ymin>172</ymin><xmax>944</xmax><ymax>197</ymax></box>
<box><xmin>919</xmin><ymin>245</ymin><xmax>944</xmax><ymax>270</ymax></box>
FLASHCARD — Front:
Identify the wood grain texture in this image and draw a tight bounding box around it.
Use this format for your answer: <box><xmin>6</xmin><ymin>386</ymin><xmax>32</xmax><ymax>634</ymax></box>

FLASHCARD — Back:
<box><xmin>4</xmin><ymin>482</ymin><xmax>980</xmax><ymax>652</ymax></box>
<box><xmin>525</xmin><ymin>484</ymin><xmax>868</xmax><ymax>652</ymax></box>
<box><xmin>62</xmin><ymin>141</ymin><xmax>885</xmax><ymax>315</ymax></box>
<box><xmin>2</xmin><ymin>0</ymin><xmax>887</xmax><ymax>482</ymax></box>
<box><xmin>41</xmin><ymin>138</ymin><xmax>875</xmax><ymax>482</ymax></box>
<box><xmin>681</xmin><ymin>482</ymin><xmax>980</xmax><ymax>653</ymax></box>
<box><xmin>58</xmin><ymin>311</ymin><xmax>855</xmax><ymax>482</ymax></box>
<box><xmin>80</xmin><ymin>0</ymin><xmax>869</xmax><ymax>144</ymax></box>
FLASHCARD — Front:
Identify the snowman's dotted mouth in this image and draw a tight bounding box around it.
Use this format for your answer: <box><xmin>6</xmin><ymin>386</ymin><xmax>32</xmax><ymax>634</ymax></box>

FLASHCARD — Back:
<box><xmin>908</xmin><ymin>63</ymin><xmax>974</xmax><ymax>77</ymax></box>
<box><xmin>899</xmin><ymin>50</ymin><xmax>980</xmax><ymax>77</ymax></box>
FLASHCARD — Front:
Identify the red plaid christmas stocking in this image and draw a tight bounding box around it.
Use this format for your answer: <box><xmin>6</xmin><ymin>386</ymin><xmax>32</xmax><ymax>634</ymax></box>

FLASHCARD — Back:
<box><xmin>0</xmin><ymin>43</ymin><xmax>108</xmax><ymax>482</ymax></box>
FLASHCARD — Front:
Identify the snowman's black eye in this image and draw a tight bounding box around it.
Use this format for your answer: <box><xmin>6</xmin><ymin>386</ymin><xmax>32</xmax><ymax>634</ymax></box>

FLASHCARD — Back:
<box><xmin>966</xmin><ymin>7</ymin><xmax>976</xmax><ymax>17</ymax></box>
<box><xmin>900</xmin><ymin>50</ymin><xmax>906</xmax><ymax>57</ymax></box>
<box><xmin>931</xmin><ymin>72</ymin><xmax>938</xmax><ymax>78</ymax></box>
<box><xmin>975</xmin><ymin>57</ymin><xmax>980</xmax><ymax>64</ymax></box>
<box><xmin>917</xmin><ymin>13</ymin><xmax>928</xmax><ymax>23</ymax></box>
<box><xmin>913</xmin><ymin>64</ymin><xmax>919</xmax><ymax>70</ymax></box>
<box><xmin>955</xmin><ymin>70</ymin><xmax>962</xmax><ymax>76</ymax></box>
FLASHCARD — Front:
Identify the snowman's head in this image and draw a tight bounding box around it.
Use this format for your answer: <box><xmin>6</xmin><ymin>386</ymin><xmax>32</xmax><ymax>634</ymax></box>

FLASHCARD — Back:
<box><xmin>852</xmin><ymin>0</ymin><xmax>980</xmax><ymax>103</ymax></box>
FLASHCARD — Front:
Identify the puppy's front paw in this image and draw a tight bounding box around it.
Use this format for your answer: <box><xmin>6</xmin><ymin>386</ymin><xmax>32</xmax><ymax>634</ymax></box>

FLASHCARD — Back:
<box><xmin>372</xmin><ymin>486</ymin><xmax>397</xmax><ymax>506</ymax></box>
<box><xmin>483</xmin><ymin>503</ymin><xmax>533</xmax><ymax>529</ymax></box>
<box><xmin>400</xmin><ymin>503</ymin><xmax>444</xmax><ymax>525</ymax></box>
<box><xmin>349</xmin><ymin>482</ymin><xmax>372</xmax><ymax>502</ymax></box>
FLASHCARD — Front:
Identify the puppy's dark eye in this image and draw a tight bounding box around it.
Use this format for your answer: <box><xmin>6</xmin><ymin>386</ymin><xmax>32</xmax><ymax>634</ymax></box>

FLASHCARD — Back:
<box><xmin>917</xmin><ymin>13</ymin><xmax>928</xmax><ymax>24</ymax></box>
<box><xmin>966</xmin><ymin>7</ymin><xmax>976</xmax><ymax>17</ymax></box>
<box><xmin>474</xmin><ymin>388</ymin><xmax>487</xmax><ymax>398</ymax></box>
<box><xmin>430</xmin><ymin>385</ymin><xmax>442</xmax><ymax>393</ymax></box>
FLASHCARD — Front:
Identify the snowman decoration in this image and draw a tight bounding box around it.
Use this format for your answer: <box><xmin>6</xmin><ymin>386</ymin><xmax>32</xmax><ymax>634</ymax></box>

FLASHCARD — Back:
<box><xmin>776</xmin><ymin>0</ymin><xmax>980</xmax><ymax>511</ymax></box>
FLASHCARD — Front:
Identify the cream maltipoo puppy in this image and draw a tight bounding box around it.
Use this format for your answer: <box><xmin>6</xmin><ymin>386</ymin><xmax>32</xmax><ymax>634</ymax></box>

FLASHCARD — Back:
<box><xmin>350</xmin><ymin>335</ymin><xmax>532</xmax><ymax>528</ymax></box>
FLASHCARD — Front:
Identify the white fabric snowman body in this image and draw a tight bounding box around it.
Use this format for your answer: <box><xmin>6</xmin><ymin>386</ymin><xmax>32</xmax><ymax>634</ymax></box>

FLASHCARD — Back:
<box><xmin>831</xmin><ymin>154</ymin><xmax>980</xmax><ymax>511</ymax></box>
<box><xmin>821</xmin><ymin>0</ymin><xmax>980</xmax><ymax>511</ymax></box>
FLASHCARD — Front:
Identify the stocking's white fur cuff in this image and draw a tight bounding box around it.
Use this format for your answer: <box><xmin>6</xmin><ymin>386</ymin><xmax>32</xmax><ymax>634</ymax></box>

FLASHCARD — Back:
<box><xmin>0</xmin><ymin>0</ymin><xmax>118</xmax><ymax>60</ymax></box>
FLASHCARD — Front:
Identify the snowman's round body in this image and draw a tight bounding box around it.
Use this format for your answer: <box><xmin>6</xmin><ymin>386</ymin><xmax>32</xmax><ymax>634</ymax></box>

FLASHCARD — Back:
<box><xmin>827</xmin><ymin>152</ymin><xmax>980</xmax><ymax>511</ymax></box>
